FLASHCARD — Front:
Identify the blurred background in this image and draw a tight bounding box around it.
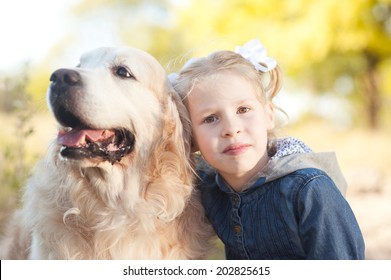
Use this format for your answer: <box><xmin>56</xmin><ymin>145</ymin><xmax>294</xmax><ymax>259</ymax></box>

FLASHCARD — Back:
<box><xmin>0</xmin><ymin>0</ymin><xmax>390</xmax><ymax>259</ymax></box>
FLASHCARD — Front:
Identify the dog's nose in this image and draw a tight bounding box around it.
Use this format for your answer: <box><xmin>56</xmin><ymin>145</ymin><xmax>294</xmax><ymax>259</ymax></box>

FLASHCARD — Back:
<box><xmin>50</xmin><ymin>68</ymin><xmax>81</xmax><ymax>86</ymax></box>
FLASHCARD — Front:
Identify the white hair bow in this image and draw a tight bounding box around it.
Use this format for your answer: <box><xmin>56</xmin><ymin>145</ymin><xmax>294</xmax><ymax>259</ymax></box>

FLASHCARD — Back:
<box><xmin>235</xmin><ymin>39</ymin><xmax>277</xmax><ymax>72</ymax></box>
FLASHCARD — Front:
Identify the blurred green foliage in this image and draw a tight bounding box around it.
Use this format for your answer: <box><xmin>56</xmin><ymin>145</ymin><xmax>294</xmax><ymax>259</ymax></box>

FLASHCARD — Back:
<box><xmin>165</xmin><ymin>0</ymin><xmax>391</xmax><ymax>129</ymax></box>
<box><xmin>0</xmin><ymin>68</ymin><xmax>37</xmax><ymax>219</ymax></box>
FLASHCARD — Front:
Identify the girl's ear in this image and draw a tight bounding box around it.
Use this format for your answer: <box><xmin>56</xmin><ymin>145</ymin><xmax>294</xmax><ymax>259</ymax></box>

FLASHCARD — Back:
<box><xmin>265</xmin><ymin>102</ymin><xmax>275</xmax><ymax>130</ymax></box>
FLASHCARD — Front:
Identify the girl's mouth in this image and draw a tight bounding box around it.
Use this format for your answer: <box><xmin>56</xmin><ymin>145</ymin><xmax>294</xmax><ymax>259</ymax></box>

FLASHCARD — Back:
<box><xmin>222</xmin><ymin>143</ymin><xmax>250</xmax><ymax>156</ymax></box>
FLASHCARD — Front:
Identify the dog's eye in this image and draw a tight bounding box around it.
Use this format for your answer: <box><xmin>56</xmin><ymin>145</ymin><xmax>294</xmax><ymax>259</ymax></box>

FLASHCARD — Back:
<box><xmin>115</xmin><ymin>66</ymin><xmax>135</xmax><ymax>79</ymax></box>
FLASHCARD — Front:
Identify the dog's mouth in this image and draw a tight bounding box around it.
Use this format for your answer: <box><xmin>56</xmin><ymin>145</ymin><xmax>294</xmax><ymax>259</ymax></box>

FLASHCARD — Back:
<box><xmin>57</xmin><ymin>127</ymin><xmax>135</xmax><ymax>164</ymax></box>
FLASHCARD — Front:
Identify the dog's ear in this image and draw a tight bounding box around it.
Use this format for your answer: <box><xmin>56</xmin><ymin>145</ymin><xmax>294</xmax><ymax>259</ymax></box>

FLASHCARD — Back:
<box><xmin>143</xmin><ymin>84</ymin><xmax>194</xmax><ymax>222</ymax></box>
<box><xmin>167</xmin><ymin>88</ymin><xmax>192</xmax><ymax>157</ymax></box>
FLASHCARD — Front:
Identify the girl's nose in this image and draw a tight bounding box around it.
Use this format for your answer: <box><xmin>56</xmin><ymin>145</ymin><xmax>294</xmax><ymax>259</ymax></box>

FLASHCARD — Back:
<box><xmin>221</xmin><ymin>116</ymin><xmax>242</xmax><ymax>137</ymax></box>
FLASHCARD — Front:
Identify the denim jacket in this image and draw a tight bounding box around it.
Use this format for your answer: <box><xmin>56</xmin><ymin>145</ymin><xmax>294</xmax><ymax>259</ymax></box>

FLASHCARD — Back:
<box><xmin>197</xmin><ymin>137</ymin><xmax>365</xmax><ymax>260</ymax></box>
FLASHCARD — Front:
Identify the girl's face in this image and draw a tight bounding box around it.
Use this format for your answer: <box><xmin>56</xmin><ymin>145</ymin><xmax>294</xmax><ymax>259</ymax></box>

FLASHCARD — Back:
<box><xmin>187</xmin><ymin>72</ymin><xmax>275</xmax><ymax>191</ymax></box>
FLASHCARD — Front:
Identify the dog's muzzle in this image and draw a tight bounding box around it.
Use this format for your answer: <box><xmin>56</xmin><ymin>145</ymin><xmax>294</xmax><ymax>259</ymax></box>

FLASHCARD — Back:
<box><xmin>48</xmin><ymin>68</ymin><xmax>136</xmax><ymax>164</ymax></box>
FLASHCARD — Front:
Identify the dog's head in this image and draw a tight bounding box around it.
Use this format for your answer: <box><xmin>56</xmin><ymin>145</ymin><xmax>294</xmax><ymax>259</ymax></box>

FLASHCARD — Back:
<box><xmin>47</xmin><ymin>47</ymin><xmax>190</xmax><ymax>166</ymax></box>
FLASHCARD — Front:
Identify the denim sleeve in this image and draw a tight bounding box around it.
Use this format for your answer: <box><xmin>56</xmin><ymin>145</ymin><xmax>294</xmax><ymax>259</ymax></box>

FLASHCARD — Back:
<box><xmin>295</xmin><ymin>173</ymin><xmax>365</xmax><ymax>259</ymax></box>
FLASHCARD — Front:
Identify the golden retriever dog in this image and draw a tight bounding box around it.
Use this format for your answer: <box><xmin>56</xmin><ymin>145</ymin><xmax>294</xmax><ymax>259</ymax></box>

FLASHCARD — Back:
<box><xmin>0</xmin><ymin>47</ymin><xmax>214</xmax><ymax>259</ymax></box>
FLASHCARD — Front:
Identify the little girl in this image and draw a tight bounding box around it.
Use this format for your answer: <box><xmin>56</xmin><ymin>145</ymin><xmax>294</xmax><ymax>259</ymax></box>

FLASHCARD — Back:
<box><xmin>171</xmin><ymin>39</ymin><xmax>365</xmax><ymax>260</ymax></box>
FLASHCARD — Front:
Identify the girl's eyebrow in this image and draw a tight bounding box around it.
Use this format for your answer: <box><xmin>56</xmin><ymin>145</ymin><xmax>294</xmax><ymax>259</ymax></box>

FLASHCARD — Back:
<box><xmin>193</xmin><ymin>107</ymin><xmax>216</xmax><ymax>116</ymax></box>
<box><xmin>193</xmin><ymin>98</ymin><xmax>256</xmax><ymax>112</ymax></box>
<box><xmin>232</xmin><ymin>98</ymin><xmax>259</xmax><ymax>106</ymax></box>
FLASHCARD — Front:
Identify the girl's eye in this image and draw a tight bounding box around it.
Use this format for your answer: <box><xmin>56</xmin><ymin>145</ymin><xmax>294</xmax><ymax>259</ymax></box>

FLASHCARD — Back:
<box><xmin>203</xmin><ymin>115</ymin><xmax>218</xmax><ymax>124</ymax></box>
<box><xmin>114</xmin><ymin>66</ymin><xmax>136</xmax><ymax>79</ymax></box>
<box><xmin>237</xmin><ymin>107</ymin><xmax>250</xmax><ymax>114</ymax></box>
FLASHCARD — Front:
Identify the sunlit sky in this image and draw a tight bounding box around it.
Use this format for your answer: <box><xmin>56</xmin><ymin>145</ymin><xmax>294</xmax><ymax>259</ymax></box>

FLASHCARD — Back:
<box><xmin>0</xmin><ymin>0</ymin><xmax>80</xmax><ymax>71</ymax></box>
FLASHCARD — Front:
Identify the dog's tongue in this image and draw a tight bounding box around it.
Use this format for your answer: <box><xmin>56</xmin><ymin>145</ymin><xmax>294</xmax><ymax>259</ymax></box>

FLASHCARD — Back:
<box><xmin>57</xmin><ymin>128</ymin><xmax>115</xmax><ymax>147</ymax></box>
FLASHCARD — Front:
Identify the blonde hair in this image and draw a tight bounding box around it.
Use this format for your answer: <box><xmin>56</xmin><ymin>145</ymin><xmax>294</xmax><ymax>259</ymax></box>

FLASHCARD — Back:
<box><xmin>172</xmin><ymin>50</ymin><xmax>284</xmax><ymax>139</ymax></box>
